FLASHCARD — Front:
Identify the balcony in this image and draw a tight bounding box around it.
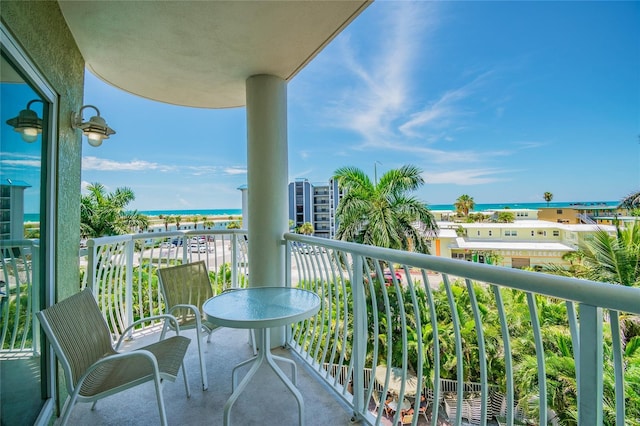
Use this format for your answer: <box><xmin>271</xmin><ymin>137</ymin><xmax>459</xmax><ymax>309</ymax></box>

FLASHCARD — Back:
<box><xmin>63</xmin><ymin>326</ymin><xmax>356</xmax><ymax>425</ymax></box>
<box><xmin>3</xmin><ymin>229</ymin><xmax>639</xmax><ymax>425</ymax></box>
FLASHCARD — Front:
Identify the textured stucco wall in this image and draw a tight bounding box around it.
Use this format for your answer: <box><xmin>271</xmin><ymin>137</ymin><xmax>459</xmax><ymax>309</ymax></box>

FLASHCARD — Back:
<box><xmin>1</xmin><ymin>1</ymin><xmax>85</xmax><ymax>301</ymax></box>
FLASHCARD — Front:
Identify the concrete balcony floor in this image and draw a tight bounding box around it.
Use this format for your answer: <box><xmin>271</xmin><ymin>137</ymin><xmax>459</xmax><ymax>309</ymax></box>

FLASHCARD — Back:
<box><xmin>64</xmin><ymin>326</ymin><xmax>357</xmax><ymax>426</ymax></box>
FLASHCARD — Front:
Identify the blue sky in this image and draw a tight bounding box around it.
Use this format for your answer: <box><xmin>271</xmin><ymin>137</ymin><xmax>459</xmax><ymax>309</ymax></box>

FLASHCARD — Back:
<box><xmin>82</xmin><ymin>1</ymin><xmax>640</xmax><ymax>211</ymax></box>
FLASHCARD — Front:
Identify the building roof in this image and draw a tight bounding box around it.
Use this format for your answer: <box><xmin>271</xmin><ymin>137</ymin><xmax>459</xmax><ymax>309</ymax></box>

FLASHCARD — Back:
<box><xmin>452</xmin><ymin>238</ymin><xmax>574</xmax><ymax>252</ymax></box>
<box><xmin>439</xmin><ymin>220</ymin><xmax>615</xmax><ymax>232</ymax></box>
<box><xmin>58</xmin><ymin>1</ymin><xmax>370</xmax><ymax>108</ymax></box>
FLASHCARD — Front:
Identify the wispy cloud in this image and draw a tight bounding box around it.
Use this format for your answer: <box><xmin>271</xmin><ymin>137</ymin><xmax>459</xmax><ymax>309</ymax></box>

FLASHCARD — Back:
<box><xmin>0</xmin><ymin>152</ymin><xmax>41</xmax><ymax>168</ymax></box>
<box><xmin>83</xmin><ymin>156</ymin><xmax>175</xmax><ymax>172</ymax></box>
<box><xmin>514</xmin><ymin>140</ymin><xmax>548</xmax><ymax>150</ymax></box>
<box><xmin>291</xmin><ymin>169</ymin><xmax>314</xmax><ymax>179</ymax></box>
<box><xmin>398</xmin><ymin>71</ymin><xmax>493</xmax><ymax>138</ymax></box>
<box><xmin>327</xmin><ymin>3</ymin><xmax>503</xmax><ymax>166</ymax></box>
<box><xmin>425</xmin><ymin>168</ymin><xmax>513</xmax><ymax>185</ymax></box>
<box><xmin>333</xmin><ymin>3</ymin><xmax>432</xmax><ymax>145</ymax></box>
<box><xmin>223</xmin><ymin>167</ymin><xmax>246</xmax><ymax>175</ymax></box>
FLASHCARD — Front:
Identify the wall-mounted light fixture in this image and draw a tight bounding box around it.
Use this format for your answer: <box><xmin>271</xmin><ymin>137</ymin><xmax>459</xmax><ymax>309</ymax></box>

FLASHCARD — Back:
<box><xmin>6</xmin><ymin>99</ymin><xmax>43</xmax><ymax>143</ymax></box>
<box><xmin>71</xmin><ymin>105</ymin><xmax>115</xmax><ymax>147</ymax></box>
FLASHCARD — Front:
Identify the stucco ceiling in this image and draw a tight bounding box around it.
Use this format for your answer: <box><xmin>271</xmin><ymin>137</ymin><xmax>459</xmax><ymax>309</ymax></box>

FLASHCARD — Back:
<box><xmin>58</xmin><ymin>1</ymin><xmax>370</xmax><ymax>109</ymax></box>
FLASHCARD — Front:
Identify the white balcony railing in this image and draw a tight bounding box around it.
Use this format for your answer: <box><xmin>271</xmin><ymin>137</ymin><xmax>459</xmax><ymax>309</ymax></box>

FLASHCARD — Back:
<box><xmin>283</xmin><ymin>233</ymin><xmax>640</xmax><ymax>426</ymax></box>
<box><xmin>70</xmin><ymin>230</ymin><xmax>640</xmax><ymax>425</ymax></box>
<box><xmin>82</xmin><ymin>229</ymin><xmax>248</xmax><ymax>340</ymax></box>
<box><xmin>0</xmin><ymin>239</ymin><xmax>40</xmax><ymax>358</ymax></box>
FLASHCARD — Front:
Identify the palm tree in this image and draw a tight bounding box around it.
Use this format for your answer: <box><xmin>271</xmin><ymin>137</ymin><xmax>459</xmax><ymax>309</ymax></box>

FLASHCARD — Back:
<box><xmin>543</xmin><ymin>191</ymin><xmax>553</xmax><ymax>207</ymax></box>
<box><xmin>620</xmin><ymin>191</ymin><xmax>640</xmax><ymax>209</ymax></box>
<box><xmin>333</xmin><ymin>164</ymin><xmax>438</xmax><ymax>253</ymax></box>
<box><xmin>454</xmin><ymin>194</ymin><xmax>475</xmax><ymax>217</ymax></box>
<box><xmin>80</xmin><ymin>183</ymin><xmax>147</xmax><ymax>237</ymax></box>
<box><xmin>174</xmin><ymin>215</ymin><xmax>182</xmax><ymax>230</ymax></box>
<box><xmin>191</xmin><ymin>215</ymin><xmax>200</xmax><ymax>230</ymax></box>
<box><xmin>163</xmin><ymin>215</ymin><xmax>175</xmax><ymax>231</ymax></box>
<box><xmin>298</xmin><ymin>222</ymin><xmax>314</xmax><ymax>235</ymax></box>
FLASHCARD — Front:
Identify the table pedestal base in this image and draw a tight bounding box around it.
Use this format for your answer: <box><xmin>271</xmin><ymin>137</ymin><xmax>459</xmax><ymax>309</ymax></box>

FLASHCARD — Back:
<box><xmin>223</xmin><ymin>328</ymin><xmax>304</xmax><ymax>426</ymax></box>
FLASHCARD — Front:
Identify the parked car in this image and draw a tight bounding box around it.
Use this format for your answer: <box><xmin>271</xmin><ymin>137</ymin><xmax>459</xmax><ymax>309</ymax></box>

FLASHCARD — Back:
<box><xmin>188</xmin><ymin>244</ymin><xmax>208</xmax><ymax>253</ymax></box>
<box><xmin>369</xmin><ymin>270</ymin><xmax>402</xmax><ymax>286</ymax></box>
<box><xmin>171</xmin><ymin>239</ymin><xmax>184</xmax><ymax>246</ymax></box>
<box><xmin>383</xmin><ymin>271</ymin><xmax>402</xmax><ymax>284</ymax></box>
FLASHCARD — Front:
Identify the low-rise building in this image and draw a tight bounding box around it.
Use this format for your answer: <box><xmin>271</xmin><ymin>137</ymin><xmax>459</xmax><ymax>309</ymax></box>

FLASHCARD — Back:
<box><xmin>434</xmin><ymin>220</ymin><xmax>615</xmax><ymax>269</ymax></box>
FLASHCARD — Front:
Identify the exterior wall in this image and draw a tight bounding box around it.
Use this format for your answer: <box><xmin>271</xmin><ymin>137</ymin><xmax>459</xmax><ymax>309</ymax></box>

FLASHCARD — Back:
<box><xmin>440</xmin><ymin>221</ymin><xmax>614</xmax><ymax>269</ymax></box>
<box><xmin>289</xmin><ymin>180</ymin><xmax>312</xmax><ymax>230</ymax></box>
<box><xmin>2</xmin><ymin>2</ymin><xmax>84</xmax><ymax>300</ymax></box>
<box><xmin>539</xmin><ymin>206</ymin><xmax>623</xmax><ymax>225</ymax></box>
<box><xmin>538</xmin><ymin>207</ymin><xmax>581</xmax><ymax>224</ymax></box>
<box><xmin>312</xmin><ymin>184</ymin><xmax>330</xmax><ymax>238</ymax></box>
<box><xmin>289</xmin><ymin>179</ymin><xmax>337</xmax><ymax>237</ymax></box>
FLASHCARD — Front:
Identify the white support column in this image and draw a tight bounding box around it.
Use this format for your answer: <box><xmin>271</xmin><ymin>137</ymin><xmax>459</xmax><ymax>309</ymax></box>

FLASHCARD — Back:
<box><xmin>246</xmin><ymin>74</ymin><xmax>288</xmax><ymax>346</ymax></box>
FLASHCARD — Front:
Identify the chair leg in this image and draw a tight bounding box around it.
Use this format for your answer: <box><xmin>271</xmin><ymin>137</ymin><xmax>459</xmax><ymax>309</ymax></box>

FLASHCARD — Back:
<box><xmin>59</xmin><ymin>388</ymin><xmax>81</xmax><ymax>426</ymax></box>
<box><xmin>153</xmin><ymin>374</ymin><xmax>169</xmax><ymax>426</ymax></box>
<box><xmin>249</xmin><ymin>329</ymin><xmax>257</xmax><ymax>355</ymax></box>
<box><xmin>182</xmin><ymin>360</ymin><xmax>191</xmax><ymax>398</ymax></box>
<box><xmin>196</xmin><ymin>329</ymin><xmax>208</xmax><ymax>390</ymax></box>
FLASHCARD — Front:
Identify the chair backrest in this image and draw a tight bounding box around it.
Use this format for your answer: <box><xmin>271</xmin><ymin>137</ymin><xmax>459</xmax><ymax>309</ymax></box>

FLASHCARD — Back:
<box><xmin>36</xmin><ymin>289</ymin><xmax>115</xmax><ymax>393</ymax></box>
<box><xmin>157</xmin><ymin>261</ymin><xmax>213</xmax><ymax>321</ymax></box>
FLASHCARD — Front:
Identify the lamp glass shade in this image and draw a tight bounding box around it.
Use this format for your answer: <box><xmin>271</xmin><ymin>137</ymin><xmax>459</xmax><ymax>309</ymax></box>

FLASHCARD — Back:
<box><xmin>21</xmin><ymin>128</ymin><xmax>40</xmax><ymax>143</ymax></box>
<box><xmin>86</xmin><ymin>133</ymin><xmax>104</xmax><ymax>147</ymax></box>
<box><xmin>6</xmin><ymin>107</ymin><xmax>43</xmax><ymax>142</ymax></box>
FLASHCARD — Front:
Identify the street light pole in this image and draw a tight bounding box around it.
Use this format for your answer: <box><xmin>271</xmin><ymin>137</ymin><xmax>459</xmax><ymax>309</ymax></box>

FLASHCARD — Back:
<box><xmin>374</xmin><ymin>160</ymin><xmax>382</xmax><ymax>186</ymax></box>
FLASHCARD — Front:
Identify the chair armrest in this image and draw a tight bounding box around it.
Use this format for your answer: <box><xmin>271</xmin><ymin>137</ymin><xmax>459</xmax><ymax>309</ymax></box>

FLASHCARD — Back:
<box><xmin>116</xmin><ymin>314</ymin><xmax>182</xmax><ymax>350</ymax></box>
<box><xmin>74</xmin><ymin>349</ymin><xmax>160</xmax><ymax>391</ymax></box>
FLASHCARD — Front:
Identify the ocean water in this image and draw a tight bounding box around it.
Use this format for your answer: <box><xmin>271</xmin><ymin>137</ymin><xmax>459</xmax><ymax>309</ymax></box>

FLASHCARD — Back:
<box><xmin>137</xmin><ymin>208</ymin><xmax>242</xmax><ymax>217</ymax></box>
<box><xmin>23</xmin><ymin>201</ymin><xmax>618</xmax><ymax>222</ymax></box>
<box><xmin>427</xmin><ymin>200</ymin><xmax>618</xmax><ymax>211</ymax></box>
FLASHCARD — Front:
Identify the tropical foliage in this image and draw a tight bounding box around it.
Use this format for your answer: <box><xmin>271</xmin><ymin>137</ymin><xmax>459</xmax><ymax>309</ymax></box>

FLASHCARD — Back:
<box><xmin>496</xmin><ymin>211</ymin><xmax>515</xmax><ymax>223</ymax></box>
<box><xmin>96</xmin><ymin>261</ymin><xmax>243</xmax><ymax>333</ymax></box>
<box><xmin>227</xmin><ymin>220</ymin><xmax>241</xmax><ymax>229</ymax></box>
<box><xmin>333</xmin><ymin>165</ymin><xmax>438</xmax><ymax>253</ymax></box>
<box><xmin>455</xmin><ymin>194</ymin><xmax>475</xmax><ymax>217</ymax></box>
<box><xmin>80</xmin><ymin>183</ymin><xmax>148</xmax><ymax>237</ymax></box>
<box><xmin>543</xmin><ymin>191</ymin><xmax>553</xmax><ymax>206</ymax></box>
<box><xmin>298</xmin><ymin>222</ymin><xmax>314</xmax><ymax>235</ymax></box>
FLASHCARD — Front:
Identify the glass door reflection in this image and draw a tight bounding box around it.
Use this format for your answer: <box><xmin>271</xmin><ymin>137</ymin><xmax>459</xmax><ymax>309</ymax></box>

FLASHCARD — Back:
<box><xmin>0</xmin><ymin>50</ymin><xmax>47</xmax><ymax>426</ymax></box>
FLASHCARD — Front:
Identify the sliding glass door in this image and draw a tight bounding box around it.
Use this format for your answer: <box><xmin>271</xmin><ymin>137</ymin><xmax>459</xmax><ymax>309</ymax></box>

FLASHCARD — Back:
<box><xmin>1</xmin><ymin>26</ymin><xmax>55</xmax><ymax>425</ymax></box>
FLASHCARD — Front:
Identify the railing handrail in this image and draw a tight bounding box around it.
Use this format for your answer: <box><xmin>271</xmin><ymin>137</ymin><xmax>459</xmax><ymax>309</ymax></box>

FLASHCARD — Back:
<box><xmin>87</xmin><ymin>228</ymin><xmax>248</xmax><ymax>247</ymax></box>
<box><xmin>284</xmin><ymin>233</ymin><xmax>640</xmax><ymax>314</ymax></box>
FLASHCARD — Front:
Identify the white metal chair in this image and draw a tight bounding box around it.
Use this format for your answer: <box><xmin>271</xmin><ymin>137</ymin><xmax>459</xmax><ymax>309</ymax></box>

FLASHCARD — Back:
<box><xmin>158</xmin><ymin>261</ymin><xmax>216</xmax><ymax>390</ymax></box>
<box><xmin>36</xmin><ymin>288</ymin><xmax>190</xmax><ymax>426</ymax></box>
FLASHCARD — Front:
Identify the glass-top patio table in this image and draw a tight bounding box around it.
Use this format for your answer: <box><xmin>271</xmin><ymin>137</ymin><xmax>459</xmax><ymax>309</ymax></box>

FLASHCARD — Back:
<box><xmin>203</xmin><ymin>287</ymin><xmax>320</xmax><ymax>426</ymax></box>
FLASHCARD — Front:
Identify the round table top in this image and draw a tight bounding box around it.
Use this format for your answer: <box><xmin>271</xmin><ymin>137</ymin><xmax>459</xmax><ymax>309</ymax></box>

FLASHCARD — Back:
<box><xmin>202</xmin><ymin>287</ymin><xmax>320</xmax><ymax>329</ymax></box>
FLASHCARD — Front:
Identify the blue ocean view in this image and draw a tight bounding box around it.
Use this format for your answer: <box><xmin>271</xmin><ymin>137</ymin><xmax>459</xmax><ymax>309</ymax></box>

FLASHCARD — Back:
<box><xmin>428</xmin><ymin>200</ymin><xmax>618</xmax><ymax>211</ymax></box>
<box><xmin>23</xmin><ymin>201</ymin><xmax>619</xmax><ymax>222</ymax></box>
<box><xmin>137</xmin><ymin>208</ymin><xmax>243</xmax><ymax>217</ymax></box>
